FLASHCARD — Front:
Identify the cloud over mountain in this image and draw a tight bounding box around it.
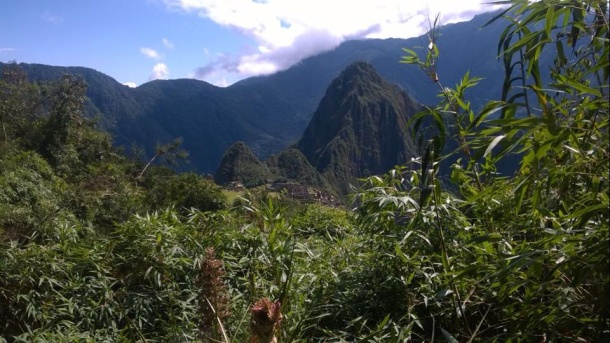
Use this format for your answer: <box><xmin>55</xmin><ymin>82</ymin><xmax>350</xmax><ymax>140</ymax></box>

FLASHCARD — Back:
<box><xmin>164</xmin><ymin>0</ymin><xmax>505</xmax><ymax>85</ymax></box>
<box><xmin>149</xmin><ymin>63</ymin><xmax>170</xmax><ymax>80</ymax></box>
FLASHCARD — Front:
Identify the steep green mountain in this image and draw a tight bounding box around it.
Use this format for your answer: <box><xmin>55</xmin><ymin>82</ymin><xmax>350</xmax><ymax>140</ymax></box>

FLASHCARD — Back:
<box><xmin>296</xmin><ymin>62</ymin><xmax>421</xmax><ymax>195</ymax></box>
<box><xmin>265</xmin><ymin>148</ymin><xmax>330</xmax><ymax>191</ymax></box>
<box><xmin>127</xmin><ymin>79</ymin><xmax>266</xmax><ymax>172</ymax></box>
<box><xmin>2</xmin><ymin>64</ymin><xmax>300</xmax><ymax>173</ymax></box>
<box><xmin>1</xmin><ymin>11</ymin><xmax>510</xmax><ymax>174</ymax></box>
<box><xmin>214</xmin><ymin>141</ymin><xmax>271</xmax><ymax>187</ymax></box>
<box><xmin>4</xmin><ymin>63</ymin><xmax>141</xmax><ymax>128</ymax></box>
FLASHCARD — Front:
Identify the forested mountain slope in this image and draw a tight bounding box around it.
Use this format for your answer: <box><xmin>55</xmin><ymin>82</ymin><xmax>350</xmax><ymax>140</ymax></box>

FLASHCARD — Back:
<box><xmin>1</xmin><ymin>11</ymin><xmax>508</xmax><ymax>174</ymax></box>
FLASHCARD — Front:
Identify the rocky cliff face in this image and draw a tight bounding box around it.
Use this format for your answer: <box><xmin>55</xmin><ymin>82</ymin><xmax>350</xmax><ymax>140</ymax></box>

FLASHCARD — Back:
<box><xmin>297</xmin><ymin>62</ymin><xmax>421</xmax><ymax>195</ymax></box>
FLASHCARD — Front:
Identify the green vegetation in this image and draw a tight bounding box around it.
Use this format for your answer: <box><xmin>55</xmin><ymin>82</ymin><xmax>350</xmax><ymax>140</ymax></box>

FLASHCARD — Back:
<box><xmin>222</xmin><ymin>189</ymin><xmax>244</xmax><ymax>205</ymax></box>
<box><xmin>0</xmin><ymin>1</ymin><xmax>608</xmax><ymax>341</ymax></box>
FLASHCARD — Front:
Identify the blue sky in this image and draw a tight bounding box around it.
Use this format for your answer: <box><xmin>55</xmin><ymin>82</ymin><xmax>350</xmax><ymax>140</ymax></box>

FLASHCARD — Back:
<box><xmin>1</xmin><ymin>0</ymin><xmax>504</xmax><ymax>87</ymax></box>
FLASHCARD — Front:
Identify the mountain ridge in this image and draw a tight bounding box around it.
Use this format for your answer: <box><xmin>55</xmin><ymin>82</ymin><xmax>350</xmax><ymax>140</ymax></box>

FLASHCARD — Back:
<box><xmin>0</xmin><ymin>10</ymin><xmax>507</xmax><ymax>174</ymax></box>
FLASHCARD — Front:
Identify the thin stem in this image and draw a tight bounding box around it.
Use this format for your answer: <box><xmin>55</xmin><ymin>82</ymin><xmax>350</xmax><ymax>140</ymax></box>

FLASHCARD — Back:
<box><xmin>433</xmin><ymin>79</ymin><xmax>483</xmax><ymax>192</ymax></box>
<box><xmin>516</xmin><ymin>30</ymin><xmax>533</xmax><ymax>117</ymax></box>
<box><xmin>427</xmin><ymin>142</ymin><xmax>472</xmax><ymax>335</ymax></box>
<box><xmin>433</xmin><ymin>204</ymin><xmax>472</xmax><ymax>335</ymax></box>
<box><xmin>205</xmin><ymin>297</ymin><xmax>231</xmax><ymax>343</ymax></box>
<box><xmin>137</xmin><ymin>154</ymin><xmax>158</xmax><ymax>179</ymax></box>
<box><xmin>2</xmin><ymin>121</ymin><xmax>7</xmax><ymax>143</ymax></box>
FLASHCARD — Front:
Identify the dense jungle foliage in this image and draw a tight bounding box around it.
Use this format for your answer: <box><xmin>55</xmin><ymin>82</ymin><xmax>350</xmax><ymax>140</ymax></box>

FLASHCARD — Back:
<box><xmin>1</xmin><ymin>0</ymin><xmax>608</xmax><ymax>342</ymax></box>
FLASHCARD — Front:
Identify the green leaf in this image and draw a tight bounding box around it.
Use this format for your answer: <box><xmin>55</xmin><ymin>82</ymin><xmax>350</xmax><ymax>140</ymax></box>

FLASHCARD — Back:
<box><xmin>562</xmin><ymin>77</ymin><xmax>602</xmax><ymax>97</ymax></box>
<box><xmin>377</xmin><ymin>314</ymin><xmax>391</xmax><ymax>331</ymax></box>
<box><xmin>395</xmin><ymin>244</ymin><xmax>409</xmax><ymax>263</ymax></box>
<box><xmin>564</xmin><ymin>204</ymin><xmax>608</xmax><ymax>220</ymax></box>
<box><xmin>503</xmin><ymin>30</ymin><xmax>537</xmax><ymax>58</ymax></box>
<box><xmin>515</xmin><ymin>180</ymin><xmax>529</xmax><ymax>214</ymax></box>
<box><xmin>544</xmin><ymin>5</ymin><xmax>555</xmax><ymax>41</ymax></box>
<box><xmin>469</xmin><ymin>233</ymin><xmax>503</xmax><ymax>244</ymax></box>
<box><xmin>484</xmin><ymin>135</ymin><xmax>506</xmax><ymax>158</ymax></box>
<box><xmin>435</xmin><ymin>289</ymin><xmax>453</xmax><ymax>299</ymax></box>
<box><xmin>441</xmin><ymin>328</ymin><xmax>460</xmax><ymax>343</ymax></box>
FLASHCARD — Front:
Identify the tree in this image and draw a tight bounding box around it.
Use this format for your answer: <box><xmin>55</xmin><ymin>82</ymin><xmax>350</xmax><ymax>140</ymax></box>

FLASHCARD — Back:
<box><xmin>137</xmin><ymin>137</ymin><xmax>189</xmax><ymax>179</ymax></box>
<box><xmin>144</xmin><ymin>171</ymin><xmax>227</xmax><ymax>214</ymax></box>
<box><xmin>0</xmin><ymin>62</ymin><xmax>44</xmax><ymax>145</ymax></box>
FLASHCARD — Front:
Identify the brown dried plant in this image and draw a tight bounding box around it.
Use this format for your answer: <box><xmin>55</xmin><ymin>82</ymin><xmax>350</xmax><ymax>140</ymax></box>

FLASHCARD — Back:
<box><xmin>197</xmin><ymin>247</ymin><xmax>230</xmax><ymax>342</ymax></box>
<box><xmin>249</xmin><ymin>298</ymin><xmax>282</xmax><ymax>343</ymax></box>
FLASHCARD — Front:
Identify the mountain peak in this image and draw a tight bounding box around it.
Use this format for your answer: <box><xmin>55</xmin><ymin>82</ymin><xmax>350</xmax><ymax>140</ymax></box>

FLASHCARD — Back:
<box><xmin>297</xmin><ymin>63</ymin><xmax>421</xmax><ymax>195</ymax></box>
<box><xmin>340</xmin><ymin>61</ymin><xmax>380</xmax><ymax>80</ymax></box>
<box><xmin>327</xmin><ymin>61</ymin><xmax>386</xmax><ymax>100</ymax></box>
<box><xmin>214</xmin><ymin>141</ymin><xmax>271</xmax><ymax>187</ymax></box>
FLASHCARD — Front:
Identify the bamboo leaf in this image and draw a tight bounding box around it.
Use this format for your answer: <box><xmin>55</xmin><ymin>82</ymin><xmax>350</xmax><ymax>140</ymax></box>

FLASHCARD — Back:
<box><xmin>565</xmin><ymin>204</ymin><xmax>608</xmax><ymax>220</ymax></box>
<box><xmin>441</xmin><ymin>328</ymin><xmax>460</xmax><ymax>343</ymax></box>
<box><xmin>544</xmin><ymin>5</ymin><xmax>555</xmax><ymax>40</ymax></box>
<box><xmin>484</xmin><ymin>135</ymin><xmax>506</xmax><ymax>158</ymax></box>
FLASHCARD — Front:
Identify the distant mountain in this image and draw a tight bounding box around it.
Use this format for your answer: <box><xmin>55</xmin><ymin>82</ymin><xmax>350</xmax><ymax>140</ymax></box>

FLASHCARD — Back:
<box><xmin>214</xmin><ymin>142</ymin><xmax>332</xmax><ymax>194</ymax></box>
<box><xmin>214</xmin><ymin>141</ymin><xmax>271</xmax><ymax>187</ymax></box>
<box><xmin>6</xmin><ymin>64</ymin><xmax>141</xmax><ymax>127</ymax></box>
<box><xmin>296</xmin><ymin>62</ymin><xmax>421</xmax><ymax>195</ymax></box>
<box><xmin>265</xmin><ymin>148</ymin><xmax>330</xmax><ymax>192</ymax></box>
<box><xmin>1</xmin><ymin>11</ymin><xmax>509</xmax><ymax>174</ymax></box>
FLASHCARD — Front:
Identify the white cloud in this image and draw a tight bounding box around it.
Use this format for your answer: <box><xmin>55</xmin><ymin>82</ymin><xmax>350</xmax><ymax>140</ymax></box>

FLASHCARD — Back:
<box><xmin>123</xmin><ymin>82</ymin><xmax>138</xmax><ymax>88</ymax></box>
<box><xmin>0</xmin><ymin>47</ymin><xmax>16</xmax><ymax>54</ymax></box>
<box><xmin>41</xmin><ymin>11</ymin><xmax>63</xmax><ymax>24</ymax></box>
<box><xmin>162</xmin><ymin>38</ymin><xmax>174</xmax><ymax>49</ymax></box>
<box><xmin>149</xmin><ymin>63</ymin><xmax>170</xmax><ymax>80</ymax></box>
<box><xmin>140</xmin><ymin>47</ymin><xmax>162</xmax><ymax>59</ymax></box>
<box><xmin>164</xmin><ymin>0</ymin><xmax>506</xmax><ymax>84</ymax></box>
